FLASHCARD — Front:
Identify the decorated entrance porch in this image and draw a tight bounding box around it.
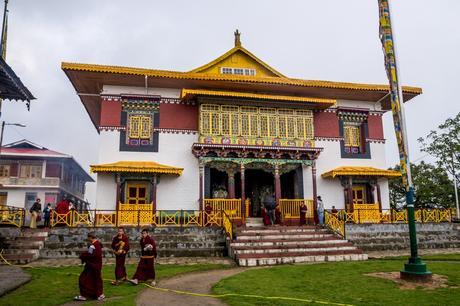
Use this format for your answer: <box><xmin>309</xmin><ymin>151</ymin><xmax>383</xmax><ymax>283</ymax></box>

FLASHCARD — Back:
<box><xmin>193</xmin><ymin>143</ymin><xmax>322</xmax><ymax>225</ymax></box>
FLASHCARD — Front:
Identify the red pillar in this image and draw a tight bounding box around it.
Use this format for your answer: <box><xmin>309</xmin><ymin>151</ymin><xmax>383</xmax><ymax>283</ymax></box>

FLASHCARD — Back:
<box><xmin>274</xmin><ymin>164</ymin><xmax>281</xmax><ymax>205</ymax></box>
<box><xmin>199</xmin><ymin>163</ymin><xmax>204</xmax><ymax>211</ymax></box>
<box><xmin>227</xmin><ymin>170</ymin><xmax>236</xmax><ymax>199</ymax></box>
<box><xmin>312</xmin><ymin>162</ymin><xmax>318</xmax><ymax>224</ymax></box>
<box><xmin>240</xmin><ymin>164</ymin><xmax>246</xmax><ymax>219</ymax></box>
<box><xmin>115</xmin><ymin>174</ymin><xmax>121</xmax><ymax>211</ymax></box>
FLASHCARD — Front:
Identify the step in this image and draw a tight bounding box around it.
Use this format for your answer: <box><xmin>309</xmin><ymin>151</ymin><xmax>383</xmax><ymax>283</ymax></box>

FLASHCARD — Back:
<box><xmin>2</xmin><ymin>249</ymin><xmax>41</xmax><ymax>256</ymax></box>
<box><xmin>1</xmin><ymin>253</ymin><xmax>37</xmax><ymax>261</ymax></box>
<box><xmin>236</xmin><ymin>226</ymin><xmax>325</xmax><ymax>234</ymax></box>
<box><xmin>237</xmin><ymin>252</ymin><xmax>368</xmax><ymax>266</ymax></box>
<box><xmin>20</xmin><ymin>230</ymin><xmax>49</xmax><ymax>237</ymax></box>
<box><xmin>4</xmin><ymin>241</ymin><xmax>44</xmax><ymax>249</ymax></box>
<box><xmin>231</xmin><ymin>237</ymin><xmax>345</xmax><ymax>247</ymax></box>
<box><xmin>14</xmin><ymin>236</ymin><xmax>47</xmax><ymax>242</ymax></box>
<box><xmin>233</xmin><ymin>245</ymin><xmax>358</xmax><ymax>255</ymax></box>
<box><xmin>236</xmin><ymin>233</ymin><xmax>335</xmax><ymax>241</ymax></box>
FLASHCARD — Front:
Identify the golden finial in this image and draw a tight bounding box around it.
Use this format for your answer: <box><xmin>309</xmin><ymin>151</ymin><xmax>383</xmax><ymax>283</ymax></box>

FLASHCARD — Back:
<box><xmin>234</xmin><ymin>29</ymin><xmax>241</xmax><ymax>47</ymax></box>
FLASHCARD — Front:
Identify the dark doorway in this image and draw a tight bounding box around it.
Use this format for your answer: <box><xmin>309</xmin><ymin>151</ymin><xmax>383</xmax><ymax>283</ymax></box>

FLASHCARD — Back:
<box><xmin>245</xmin><ymin>169</ymin><xmax>273</xmax><ymax>217</ymax></box>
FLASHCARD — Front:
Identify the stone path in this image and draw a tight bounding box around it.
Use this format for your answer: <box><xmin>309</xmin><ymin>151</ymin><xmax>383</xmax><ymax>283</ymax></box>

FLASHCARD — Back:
<box><xmin>0</xmin><ymin>265</ymin><xmax>31</xmax><ymax>296</ymax></box>
<box><xmin>136</xmin><ymin>268</ymin><xmax>247</xmax><ymax>306</ymax></box>
<box><xmin>367</xmin><ymin>248</ymin><xmax>460</xmax><ymax>259</ymax></box>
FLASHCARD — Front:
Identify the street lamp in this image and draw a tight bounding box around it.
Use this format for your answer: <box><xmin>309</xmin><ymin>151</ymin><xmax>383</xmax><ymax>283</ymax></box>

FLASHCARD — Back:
<box><xmin>0</xmin><ymin>121</ymin><xmax>26</xmax><ymax>156</ymax></box>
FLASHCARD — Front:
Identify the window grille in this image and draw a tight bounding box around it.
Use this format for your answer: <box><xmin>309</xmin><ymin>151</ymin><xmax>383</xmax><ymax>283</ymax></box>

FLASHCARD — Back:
<box><xmin>344</xmin><ymin>125</ymin><xmax>361</xmax><ymax>147</ymax></box>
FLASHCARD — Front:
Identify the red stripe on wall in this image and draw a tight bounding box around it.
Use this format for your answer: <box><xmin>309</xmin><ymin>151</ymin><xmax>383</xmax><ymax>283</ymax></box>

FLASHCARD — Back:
<box><xmin>159</xmin><ymin>103</ymin><xmax>198</xmax><ymax>130</ymax></box>
<box><xmin>367</xmin><ymin>115</ymin><xmax>384</xmax><ymax>139</ymax></box>
<box><xmin>100</xmin><ymin>100</ymin><xmax>122</xmax><ymax>127</ymax></box>
<box><xmin>314</xmin><ymin>112</ymin><xmax>340</xmax><ymax>138</ymax></box>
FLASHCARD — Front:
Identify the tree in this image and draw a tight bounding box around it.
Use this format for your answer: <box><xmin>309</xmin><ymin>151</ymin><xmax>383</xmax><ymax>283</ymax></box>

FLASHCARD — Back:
<box><xmin>418</xmin><ymin>112</ymin><xmax>460</xmax><ymax>183</ymax></box>
<box><xmin>389</xmin><ymin>162</ymin><xmax>454</xmax><ymax>209</ymax></box>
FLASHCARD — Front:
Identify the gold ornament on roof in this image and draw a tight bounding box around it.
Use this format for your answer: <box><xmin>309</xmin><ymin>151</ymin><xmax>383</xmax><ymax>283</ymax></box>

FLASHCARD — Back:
<box><xmin>234</xmin><ymin>29</ymin><xmax>241</xmax><ymax>47</ymax></box>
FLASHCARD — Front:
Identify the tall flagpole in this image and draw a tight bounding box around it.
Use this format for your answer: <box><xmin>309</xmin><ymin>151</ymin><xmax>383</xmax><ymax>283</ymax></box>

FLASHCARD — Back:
<box><xmin>378</xmin><ymin>0</ymin><xmax>431</xmax><ymax>281</ymax></box>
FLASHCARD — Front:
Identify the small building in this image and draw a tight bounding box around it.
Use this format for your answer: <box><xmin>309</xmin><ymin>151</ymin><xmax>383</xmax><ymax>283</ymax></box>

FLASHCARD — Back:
<box><xmin>62</xmin><ymin>32</ymin><xmax>415</xmax><ymax>224</ymax></box>
<box><xmin>0</xmin><ymin>139</ymin><xmax>94</xmax><ymax>211</ymax></box>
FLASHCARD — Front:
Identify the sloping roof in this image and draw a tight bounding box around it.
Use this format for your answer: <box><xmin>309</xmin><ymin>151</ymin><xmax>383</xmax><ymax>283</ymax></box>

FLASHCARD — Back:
<box><xmin>0</xmin><ymin>57</ymin><xmax>35</xmax><ymax>101</ymax></box>
<box><xmin>181</xmin><ymin>89</ymin><xmax>336</xmax><ymax>108</ymax></box>
<box><xmin>90</xmin><ymin>161</ymin><xmax>183</xmax><ymax>176</ymax></box>
<box><xmin>1</xmin><ymin>139</ymin><xmax>93</xmax><ymax>182</ymax></box>
<box><xmin>321</xmin><ymin>166</ymin><xmax>402</xmax><ymax>178</ymax></box>
<box><xmin>189</xmin><ymin>45</ymin><xmax>286</xmax><ymax>77</ymax></box>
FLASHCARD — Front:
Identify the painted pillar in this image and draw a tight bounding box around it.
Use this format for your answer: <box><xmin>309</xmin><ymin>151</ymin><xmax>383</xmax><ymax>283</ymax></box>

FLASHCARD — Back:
<box><xmin>152</xmin><ymin>175</ymin><xmax>158</xmax><ymax>211</ymax></box>
<box><xmin>199</xmin><ymin>162</ymin><xmax>204</xmax><ymax>211</ymax></box>
<box><xmin>377</xmin><ymin>181</ymin><xmax>382</xmax><ymax>211</ymax></box>
<box><xmin>274</xmin><ymin>164</ymin><xmax>281</xmax><ymax>205</ymax></box>
<box><xmin>115</xmin><ymin>174</ymin><xmax>121</xmax><ymax>212</ymax></box>
<box><xmin>348</xmin><ymin>176</ymin><xmax>354</xmax><ymax>212</ymax></box>
<box><xmin>312</xmin><ymin>161</ymin><xmax>318</xmax><ymax>224</ymax></box>
<box><xmin>240</xmin><ymin>163</ymin><xmax>246</xmax><ymax>218</ymax></box>
<box><xmin>227</xmin><ymin>170</ymin><xmax>236</xmax><ymax>199</ymax></box>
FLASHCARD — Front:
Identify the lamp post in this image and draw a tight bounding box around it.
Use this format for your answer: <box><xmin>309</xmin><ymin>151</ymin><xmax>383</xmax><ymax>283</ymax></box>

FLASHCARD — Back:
<box><xmin>453</xmin><ymin>151</ymin><xmax>459</xmax><ymax>220</ymax></box>
<box><xmin>0</xmin><ymin>121</ymin><xmax>26</xmax><ymax>156</ymax></box>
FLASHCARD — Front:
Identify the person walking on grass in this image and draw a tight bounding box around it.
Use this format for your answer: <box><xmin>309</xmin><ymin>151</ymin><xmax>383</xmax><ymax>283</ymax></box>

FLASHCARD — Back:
<box><xmin>74</xmin><ymin>232</ymin><xmax>105</xmax><ymax>301</ymax></box>
<box><xmin>43</xmin><ymin>203</ymin><xmax>52</xmax><ymax>228</ymax></box>
<box><xmin>111</xmin><ymin>227</ymin><xmax>130</xmax><ymax>285</ymax></box>
<box><xmin>29</xmin><ymin>198</ymin><xmax>42</xmax><ymax>229</ymax></box>
<box><xmin>129</xmin><ymin>228</ymin><xmax>157</xmax><ymax>286</ymax></box>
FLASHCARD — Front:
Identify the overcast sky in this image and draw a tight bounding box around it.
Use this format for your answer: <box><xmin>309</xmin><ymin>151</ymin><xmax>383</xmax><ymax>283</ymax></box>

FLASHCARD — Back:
<box><xmin>2</xmin><ymin>0</ymin><xmax>459</xmax><ymax>203</ymax></box>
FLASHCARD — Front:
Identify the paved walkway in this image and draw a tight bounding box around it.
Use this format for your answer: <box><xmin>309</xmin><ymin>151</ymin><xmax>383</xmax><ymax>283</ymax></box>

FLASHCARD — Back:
<box><xmin>136</xmin><ymin>268</ymin><xmax>247</xmax><ymax>306</ymax></box>
<box><xmin>367</xmin><ymin>248</ymin><xmax>460</xmax><ymax>259</ymax></box>
<box><xmin>0</xmin><ymin>265</ymin><xmax>31</xmax><ymax>296</ymax></box>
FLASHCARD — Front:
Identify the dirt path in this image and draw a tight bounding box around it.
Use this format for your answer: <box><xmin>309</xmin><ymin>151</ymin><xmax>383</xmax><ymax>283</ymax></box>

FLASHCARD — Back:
<box><xmin>136</xmin><ymin>268</ymin><xmax>247</xmax><ymax>306</ymax></box>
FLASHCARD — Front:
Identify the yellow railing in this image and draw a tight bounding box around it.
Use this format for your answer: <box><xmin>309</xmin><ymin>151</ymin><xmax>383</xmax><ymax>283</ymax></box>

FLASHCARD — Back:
<box><xmin>337</xmin><ymin>208</ymin><xmax>456</xmax><ymax>224</ymax></box>
<box><xmin>222</xmin><ymin>211</ymin><xmax>233</xmax><ymax>240</ymax></box>
<box><xmin>0</xmin><ymin>206</ymin><xmax>24</xmax><ymax>227</ymax></box>
<box><xmin>325</xmin><ymin>210</ymin><xmax>345</xmax><ymax>237</ymax></box>
<box><xmin>204</xmin><ymin>199</ymin><xmax>242</xmax><ymax>219</ymax></box>
<box><xmin>118</xmin><ymin>203</ymin><xmax>154</xmax><ymax>226</ymax></box>
<box><xmin>279</xmin><ymin>199</ymin><xmax>314</xmax><ymax>221</ymax></box>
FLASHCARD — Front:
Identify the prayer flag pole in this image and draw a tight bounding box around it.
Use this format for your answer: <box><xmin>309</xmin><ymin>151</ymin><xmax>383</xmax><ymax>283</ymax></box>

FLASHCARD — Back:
<box><xmin>377</xmin><ymin>0</ymin><xmax>432</xmax><ymax>281</ymax></box>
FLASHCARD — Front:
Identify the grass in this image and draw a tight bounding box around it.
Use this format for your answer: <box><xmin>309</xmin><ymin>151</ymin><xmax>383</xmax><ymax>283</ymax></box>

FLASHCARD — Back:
<box><xmin>213</xmin><ymin>257</ymin><xmax>460</xmax><ymax>306</ymax></box>
<box><xmin>0</xmin><ymin>263</ymin><xmax>228</xmax><ymax>306</ymax></box>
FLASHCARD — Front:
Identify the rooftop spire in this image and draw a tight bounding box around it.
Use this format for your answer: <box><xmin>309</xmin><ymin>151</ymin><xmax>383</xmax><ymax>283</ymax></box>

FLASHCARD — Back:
<box><xmin>234</xmin><ymin>29</ymin><xmax>241</xmax><ymax>47</ymax></box>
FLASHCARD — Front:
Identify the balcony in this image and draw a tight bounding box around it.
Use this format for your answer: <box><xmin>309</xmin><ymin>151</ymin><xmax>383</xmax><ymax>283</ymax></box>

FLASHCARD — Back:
<box><xmin>0</xmin><ymin>177</ymin><xmax>60</xmax><ymax>187</ymax></box>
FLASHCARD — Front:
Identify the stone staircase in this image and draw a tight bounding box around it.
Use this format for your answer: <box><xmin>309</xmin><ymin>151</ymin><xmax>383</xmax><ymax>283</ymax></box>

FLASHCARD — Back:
<box><xmin>229</xmin><ymin>225</ymin><xmax>367</xmax><ymax>266</ymax></box>
<box><xmin>1</xmin><ymin>228</ymin><xmax>49</xmax><ymax>264</ymax></box>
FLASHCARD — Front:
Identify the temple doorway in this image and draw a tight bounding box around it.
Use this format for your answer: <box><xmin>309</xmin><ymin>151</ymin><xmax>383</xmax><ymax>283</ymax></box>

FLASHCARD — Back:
<box><xmin>246</xmin><ymin>169</ymin><xmax>273</xmax><ymax>217</ymax></box>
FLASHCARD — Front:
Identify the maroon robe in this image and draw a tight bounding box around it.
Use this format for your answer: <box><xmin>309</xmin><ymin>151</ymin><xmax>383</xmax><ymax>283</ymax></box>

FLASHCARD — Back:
<box><xmin>111</xmin><ymin>234</ymin><xmax>130</xmax><ymax>280</ymax></box>
<box><xmin>133</xmin><ymin>235</ymin><xmax>157</xmax><ymax>281</ymax></box>
<box><xmin>262</xmin><ymin>208</ymin><xmax>270</xmax><ymax>226</ymax></box>
<box><xmin>79</xmin><ymin>240</ymin><xmax>103</xmax><ymax>299</ymax></box>
<box><xmin>204</xmin><ymin>204</ymin><xmax>213</xmax><ymax>226</ymax></box>
<box><xmin>300</xmin><ymin>204</ymin><xmax>308</xmax><ymax>225</ymax></box>
<box><xmin>55</xmin><ymin>200</ymin><xmax>69</xmax><ymax>214</ymax></box>
<box><xmin>275</xmin><ymin>207</ymin><xmax>282</xmax><ymax>225</ymax></box>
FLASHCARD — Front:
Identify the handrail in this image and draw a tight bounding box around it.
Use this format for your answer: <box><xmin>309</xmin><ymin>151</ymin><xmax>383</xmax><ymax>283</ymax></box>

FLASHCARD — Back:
<box><xmin>0</xmin><ymin>206</ymin><xmax>25</xmax><ymax>227</ymax></box>
<box><xmin>335</xmin><ymin>208</ymin><xmax>456</xmax><ymax>224</ymax></box>
<box><xmin>222</xmin><ymin>210</ymin><xmax>233</xmax><ymax>240</ymax></box>
<box><xmin>324</xmin><ymin>210</ymin><xmax>345</xmax><ymax>238</ymax></box>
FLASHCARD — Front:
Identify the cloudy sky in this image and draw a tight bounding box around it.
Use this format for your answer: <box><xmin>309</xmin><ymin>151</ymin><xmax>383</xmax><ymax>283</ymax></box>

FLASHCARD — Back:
<box><xmin>2</xmin><ymin>0</ymin><xmax>459</xmax><ymax>202</ymax></box>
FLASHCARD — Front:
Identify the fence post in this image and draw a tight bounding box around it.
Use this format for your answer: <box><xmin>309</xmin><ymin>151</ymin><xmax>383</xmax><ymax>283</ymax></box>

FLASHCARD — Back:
<box><xmin>357</xmin><ymin>209</ymin><xmax>361</xmax><ymax>224</ymax></box>
<box><xmin>180</xmin><ymin>209</ymin><xmax>183</xmax><ymax>228</ymax></box>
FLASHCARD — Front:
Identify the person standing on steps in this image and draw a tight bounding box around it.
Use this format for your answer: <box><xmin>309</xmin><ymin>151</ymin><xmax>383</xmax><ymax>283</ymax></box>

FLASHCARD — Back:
<box><xmin>43</xmin><ymin>203</ymin><xmax>52</xmax><ymax>228</ymax></box>
<box><xmin>299</xmin><ymin>201</ymin><xmax>308</xmax><ymax>226</ymax></box>
<box><xmin>263</xmin><ymin>192</ymin><xmax>276</xmax><ymax>226</ymax></box>
<box><xmin>74</xmin><ymin>232</ymin><xmax>105</xmax><ymax>301</ymax></box>
<box><xmin>129</xmin><ymin>228</ymin><xmax>157</xmax><ymax>286</ymax></box>
<box><xmin>111</xmin><ymin>227</ymin><xmax>130</xmax><ymax>285</ymax></box>
<box><xmin>317</xmin><ymin>196</ymin><xmax>324</xmax><ymax>225</ymax></box>
<box><xmin>29</xmin><ymin>198</ymin><xmax>42</xmax><ymax>229</ymax></box>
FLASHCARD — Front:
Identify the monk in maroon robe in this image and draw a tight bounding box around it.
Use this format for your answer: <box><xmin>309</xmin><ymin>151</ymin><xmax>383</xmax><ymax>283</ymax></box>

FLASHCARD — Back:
<box><xmin>300</xmin><ymin>202</ymin><xmax>308</xmax><ymax>225</ymax></box>
<box><xmin>204</xmin><ymin>203</ymin><xmax>213</xmax><ymax>226</ymax></box>
<box><xmin>275</xmin><ymin>205</ymin><xmax>282</xmax><ymax>225</ymax></box>
<box><xmin>111</xmin><ymin>227</ymin><xmax>130</xmax><ymax>285</ymax></box>
<box><xmin>129</xmin><ymin>229</ymin><xmax>157</xmax><ymax>286</ymax></box>
<box><xmin>74</xmin><ymin>232</ymin><xmax>104</xmax><ymax>301</ymax></box>
<box><xmin>262</xmin><ymin>207</ymin><xmax>270</xmax><ymax>226</ymax></box>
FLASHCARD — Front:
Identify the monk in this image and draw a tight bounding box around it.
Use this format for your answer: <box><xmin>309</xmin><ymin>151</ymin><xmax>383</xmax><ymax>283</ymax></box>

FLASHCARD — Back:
<box><xmin>262</xmin><ymin>207</ymin><xmax>270</xmax><ymax>226</ymax></box>
<box><xmin>111</xmin><ymin>227</ymin><xmax>130</xmax><ymax>285</ymax></box>
<box><xmin>74</xmin><ymin>232</ymin><xmax>104</xmax><ymax>301</ymax></box>
<box><xmin>299</xmin><ymin>201</ymin><xmax>308</xmax><ymax>226</ymax></box>
<box><xmin>204</xmin><ymin>202</ymin><xmax>213</xmax><ymax>226</ymax></box>
<box><xmin>129</xmin><ymin>229</ymin><xmax>157</xmax><ymax>286</ymax></box>
<box><xmin>275</xmin><ymin>204</ymin><xmax>282</xmax><ymax>225</ymax></box>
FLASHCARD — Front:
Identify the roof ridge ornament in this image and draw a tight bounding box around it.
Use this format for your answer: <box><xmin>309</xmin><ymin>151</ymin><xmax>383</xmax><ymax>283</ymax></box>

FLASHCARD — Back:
<box><xmin>234</xmin><ymin>29</ymin><xmax>241</xmax><ymax>47</ymax></box>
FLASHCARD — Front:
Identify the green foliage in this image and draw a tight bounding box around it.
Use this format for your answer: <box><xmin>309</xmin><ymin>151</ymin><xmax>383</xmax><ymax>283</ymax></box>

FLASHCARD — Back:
<box><xmin>418</xmin><ymin>112</ymin><xmax>460</xmax><ymax>182</ymax></box>
<box><xmin>213</xmin><ymin>258</ymin><xmax>460</xmax><ymax>306</ymax></box>
<box><xmin>0</xmin><ymin>263</ymin><xmax>227</xmax><ymax>306</ymax></box>
<box><xmin>389</xmin><ymin>162</ymin><xmax>455</xmax><ymax>209</ymax></box>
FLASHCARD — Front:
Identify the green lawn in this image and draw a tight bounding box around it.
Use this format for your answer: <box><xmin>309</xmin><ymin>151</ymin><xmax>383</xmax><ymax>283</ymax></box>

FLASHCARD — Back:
<box><xmin>213</xmin><ymin>256</ymin><xmax>460</xmax><ymax>306</ymax></box>
<box><xmin>0</xmin><ymin>263</ymin><xmax>228</xmax><ymax>306</ymax></box>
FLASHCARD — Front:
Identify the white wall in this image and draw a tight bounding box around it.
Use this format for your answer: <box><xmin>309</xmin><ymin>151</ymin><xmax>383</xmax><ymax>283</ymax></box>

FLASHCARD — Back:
<box><xmin>2</xmin><ymin>189</ymin><xmax>56</xmax><ymax>209</ymax></box>
<box><xmin>309</xmin><ymin>140</ymin><xmax>390</xmax><ymax>209</ymax></box>
<box><xmin>102</xmin><ymin>85</ymin><xmax>181</xmax><ymax>98</ymax></box>
<box><xmin>337</xmin><ymin>99</ymin><xmax>382</xmax><ymax>111</ymax></box>
<box><xmin>96</xmin><ymin>131</ymin><xmax>199</xmax><ymax>211</ymax></box>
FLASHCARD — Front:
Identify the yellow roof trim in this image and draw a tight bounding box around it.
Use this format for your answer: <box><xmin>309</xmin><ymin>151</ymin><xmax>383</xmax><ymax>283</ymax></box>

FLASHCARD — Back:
<box><xmin>181</xmin><ymin>89</ymin><xmax>336</xmax><ymax>106</ymax></box>
<box><xmin>321</xmin><ymin>166</ymin><xmax>402</xmax><ymax>179</ymax></box>
<box><xmin>90</xmin><ymin>161</ymin><xmax>183</xmax><ymax>176</ymax></box>
<box><xmin>61</xmin><ymin>62</ymin><xmax>422</xmax><ymax>94</ymax></box>
<box><xmin>189</xmin><ymin>46</ymin><xmax>286</xmax><ymax>78</ymax></box>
